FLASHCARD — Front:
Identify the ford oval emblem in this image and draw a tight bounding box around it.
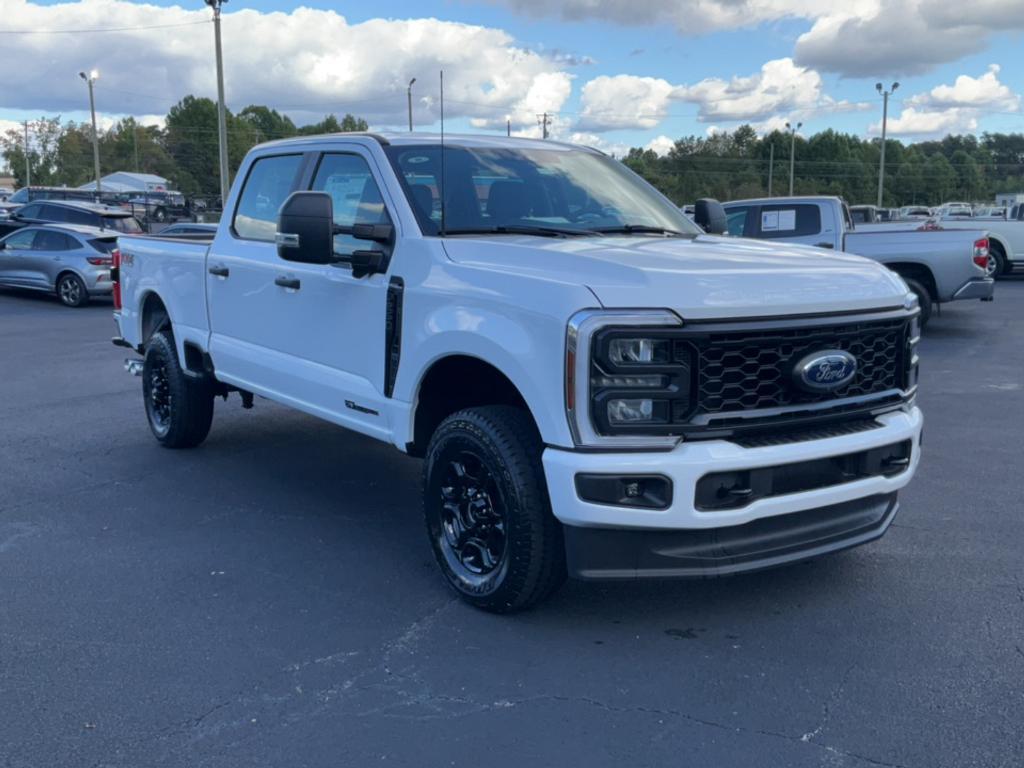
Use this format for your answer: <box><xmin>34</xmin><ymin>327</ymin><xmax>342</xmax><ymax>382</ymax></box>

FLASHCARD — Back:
<box><xmin>792</xmin><ymin>350</ymin><xmax>857</xmax><ymax>393</ymax></box>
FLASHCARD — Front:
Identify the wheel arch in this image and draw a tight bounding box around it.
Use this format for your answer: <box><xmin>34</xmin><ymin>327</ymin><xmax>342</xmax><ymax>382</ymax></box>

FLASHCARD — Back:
<box><xmin>140</xmin><ymin>290</ymin><xmax>172</xmax><ymax>345</ymax></box>
<box><xmin>407</xmin><ymin>354</ymin><xmax>539</xmax><ymax>458</ymax></box>
<box><xmin>885</xmin><ymin>262</ymin><xmax>938</xmax><ymax>301</ymax></box>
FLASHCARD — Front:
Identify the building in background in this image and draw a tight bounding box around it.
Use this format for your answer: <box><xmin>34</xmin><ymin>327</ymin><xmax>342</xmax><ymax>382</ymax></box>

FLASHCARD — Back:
<box><xmin>995</xmin><ymin>192</ymin><xmax>1024</xmax><ymax>208</ymax></box>
<box><xmin>77</xmin><ymin>171</ymin><xmax>169</xmax><ymax>194</ymax></box>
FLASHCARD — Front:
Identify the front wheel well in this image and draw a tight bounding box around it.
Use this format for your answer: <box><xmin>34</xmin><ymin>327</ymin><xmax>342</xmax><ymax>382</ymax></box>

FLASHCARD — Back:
<box><xmin>409</xmin><ymin>355</ymin><xmax>533</xmax><ymax>457</ymax></box>
<box><xmin>886</xmin><ymin>263</ymin><xmax>937</xmax><ymax>300</ymax></box>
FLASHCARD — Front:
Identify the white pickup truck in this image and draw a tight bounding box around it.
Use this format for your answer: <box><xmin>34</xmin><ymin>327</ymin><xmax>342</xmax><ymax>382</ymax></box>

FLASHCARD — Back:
<box><xmin>112</xmin><ymin>134</ymin><xmax>923</xmax><ymax>612</ymax></box>
<box><xmin>721</xmin><ymin>196</ymin><xmax>994</xmax><ymax>325</ymax></box>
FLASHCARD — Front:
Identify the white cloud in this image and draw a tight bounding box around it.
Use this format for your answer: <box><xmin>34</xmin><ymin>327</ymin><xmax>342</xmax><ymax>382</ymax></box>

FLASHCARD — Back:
<box><xmin>645</xmin><ymin>135</ymin><xmax>675</xmax><ymax>156</ymax></box>
<box><xmin>1</xmin><ymin>1</ymin><xmax>574</xmax><ymax>130</ymax></box>
<box><xmin>577</xmin><ymin>75</ymin><xmax>675</xmax><ymax>131</ymax></box>
<box><xmin>485</xmin><ymin>0</ymin><xmax>1024</xmax><ymax>78</ymax></box>
<box><xmin>872</xmin><ymin>65</ymin><xmax>1021</xmax><ymax>138</ymax></box>
<box><xmin>906</xmin><ymin>65</ymin><xmax>1020</xmax><ymax>111</ymax></box>
<box><xmin>576</xmin><ymin>59</ymin><xmax>859</xmax><ymax>135</ymax></box>
<box><xmin>673</xmin><ymin>58</ymin><xmax>822</xmax><ymax>122</ymax></box>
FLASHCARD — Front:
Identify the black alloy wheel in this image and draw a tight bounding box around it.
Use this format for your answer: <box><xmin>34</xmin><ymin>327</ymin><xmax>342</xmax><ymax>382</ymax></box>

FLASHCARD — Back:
<box><xmin>438</xmin><ymin>450</ymin><xmax>508</xmax><ymax>581</ymax></box>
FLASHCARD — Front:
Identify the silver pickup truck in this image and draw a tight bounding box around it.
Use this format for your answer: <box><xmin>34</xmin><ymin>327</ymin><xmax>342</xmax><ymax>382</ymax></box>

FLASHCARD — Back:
<box><xmin>721</xmin><ymin>196</ymin><xmax>994</xmax><ymax>325</ymax></box>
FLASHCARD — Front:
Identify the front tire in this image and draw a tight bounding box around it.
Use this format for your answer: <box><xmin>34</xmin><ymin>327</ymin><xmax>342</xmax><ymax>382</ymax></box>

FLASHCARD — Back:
<box><xmin>903</xmin><ymin>278</ymin><xmax>932</xmax><ymax>328</ymax></box>
<box><xmin>56</xmin><ymin>273</ymin><xmax>89</xmax><ymax>307</ymax></box>
<box><xmin>423</xmin><ymin>406</ymin><xmax>566</xmax><ymax>613</ymax></box>
<box><xmin>142</xmin><ymin>330</ymin><xmax>214</xmax><ymax>449</ymax></box>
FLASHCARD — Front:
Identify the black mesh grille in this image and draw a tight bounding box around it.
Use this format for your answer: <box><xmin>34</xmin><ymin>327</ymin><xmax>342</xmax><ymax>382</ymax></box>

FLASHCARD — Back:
<box><xmin>690</xmin><ymin>317</ymin><xmax>907</xmax><ymax>418</ymax></box>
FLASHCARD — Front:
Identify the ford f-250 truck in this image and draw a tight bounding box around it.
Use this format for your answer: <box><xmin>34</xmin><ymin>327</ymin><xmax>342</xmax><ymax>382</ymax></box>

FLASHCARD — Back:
<box><xmin>722</xmin><ymin>196</ymin><xmax>994</xmax><ymax>325</ymax></box>
<box><xmin>112</xmin><ymin>134</ymin><xmax>923</xmax><ymax>612</ymax></box>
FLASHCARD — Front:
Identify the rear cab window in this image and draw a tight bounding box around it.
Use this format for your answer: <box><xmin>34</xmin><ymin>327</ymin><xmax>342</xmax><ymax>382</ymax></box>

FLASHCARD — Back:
<box><xmin>233</xmin><ymin>154</ymin><xmax>305</xmax><ymax>241</ymax></box>
<box><xmin>755</xmin><ymin>204</ymin><xmax>822</xmax><ymax>238</ymax></box>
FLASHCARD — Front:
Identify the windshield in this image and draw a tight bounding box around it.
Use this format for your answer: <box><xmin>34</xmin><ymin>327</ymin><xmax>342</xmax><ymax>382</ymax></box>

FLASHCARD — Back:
<box><xmin>9</xmin><ymin>188</ymin><xmax>28</xmax><ymax>204</ymax></box>
<box><xmin>384</xmin><ymin>145</ymin><xmax>700</xmax><ymax>237</ymax></box>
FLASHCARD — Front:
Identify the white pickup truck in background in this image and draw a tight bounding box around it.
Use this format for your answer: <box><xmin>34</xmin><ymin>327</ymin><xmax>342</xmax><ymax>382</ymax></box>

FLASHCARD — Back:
<box><xmin>111</xmin><ymin>134</ymin><xmax>923</xmax><ymax>612</ymax></box>
<box><xmin>721</xmin><ymin>196</ymin><xmax>994</xmax><ymax>325</ymax></box>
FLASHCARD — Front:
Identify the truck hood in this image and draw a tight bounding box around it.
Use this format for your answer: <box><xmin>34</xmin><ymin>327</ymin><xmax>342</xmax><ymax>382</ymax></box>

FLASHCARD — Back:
<box><xmin>441</xmin><ymin>234</ymin><xmax>909</xmax><ymax>319</ymax></box>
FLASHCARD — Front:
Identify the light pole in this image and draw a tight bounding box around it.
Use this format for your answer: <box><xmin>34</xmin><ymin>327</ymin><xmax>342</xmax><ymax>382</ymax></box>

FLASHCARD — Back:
<box><xmin>79</xmin><ymin>70</ymin><xmax>102</xmax><ymax>196</ymax></box>
<box><xmin>205</xmin><ymin>0</ymin><xmax>230</xmax><ymax>207</ymax></box>
<box><xmin>785</xmin><ymin>121</ymin><xmax>801</xmax><ymax>196</ymax></box>
<box><xmin>876</xmin><ymin>81</ymin><xmax>899</xmax><ymax>208</ymax></box>
<box><xmin>505</xmin><ymin>115</ymin><xmax>511</xmax><ymax>137</ymax></box>
<box><xmin>767</xmin><ymin>142</ymin><xmax>774</xmax><ymax>197</ymax></box>
<box><xmin>407</xmin><ymin>78</ymin><xmax>416</xmax><ymax>132</ymax></box>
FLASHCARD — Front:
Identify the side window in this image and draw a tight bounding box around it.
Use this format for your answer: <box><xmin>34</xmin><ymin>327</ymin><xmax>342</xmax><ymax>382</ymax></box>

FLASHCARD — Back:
<box><xmin>17</xmin><ymin>204</ymin><xmax>42</xmax><ymax>220</ymax></box>
<box><xmin>724</xmin><ymin>207</ymin><xmax>750</xmax><ymax>236</ymax></box>
<box><xmin>233</xmin><ymin>154</ymin><xmax>304</xmax><ymax>241</ymax></box>
<box><xmin>41</xmin><ymin>205</ymin><xmax>69</xmax><ymax>222</ymax></box>
<box><xmin>4</xmin><ymin>229</ymin><xmax>38</xmax><ymax>249</ymax></box>
<box><xmin>34</xmin><ymin>230</ymin><xmax>73</xmax><ymax>251</ymax></box>
<box><xmin>757</xmin><ymin>204</ymin><xmax>822</xmax><ymax>238</ymax></box>
<box><xmin>311</xmin><ymin>153</ymin><xmax>391</xmax><ymax>255</ymax></box>
<box><xmin>63</xmin><ymin>208</ymin><xmax>93</xmax><ymax>226</ymax></box>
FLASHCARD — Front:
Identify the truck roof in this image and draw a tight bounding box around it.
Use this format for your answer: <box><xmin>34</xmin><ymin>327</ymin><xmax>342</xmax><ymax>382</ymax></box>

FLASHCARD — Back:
<box><xmin>724</xmin><ymin>195</ymin><xmax>845</xmax><ymax>207</ymax></box>
<box><xmin>255</xmin><ymin>131</ymin><xmax>601</xmax><ymax>154</ymax></box>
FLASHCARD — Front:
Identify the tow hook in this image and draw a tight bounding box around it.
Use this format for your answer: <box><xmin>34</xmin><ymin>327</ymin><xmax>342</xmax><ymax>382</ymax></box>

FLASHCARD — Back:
<box><xmin>125</xmin><ymin>358</ymin><xmax>144</xmax><ymax>376</ymax></box>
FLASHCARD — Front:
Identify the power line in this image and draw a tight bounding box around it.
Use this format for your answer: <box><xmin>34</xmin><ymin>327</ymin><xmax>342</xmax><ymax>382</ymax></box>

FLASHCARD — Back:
<box><xmin>0</xmin><ymin>20</ymin><xmax>209</xmax><ymax>34</ymax></box>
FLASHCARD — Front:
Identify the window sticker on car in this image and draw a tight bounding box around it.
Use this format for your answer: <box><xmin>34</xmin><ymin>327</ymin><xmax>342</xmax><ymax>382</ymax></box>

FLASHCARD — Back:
<box><xmin>762</xmin><ymin>211</ymin><xmax>779</xmax><ymax>231</ymax></box>
<box><xmin>777</xmin><ymin>209</ymin><xmax>797</xmax><ymax>230</ymax></box>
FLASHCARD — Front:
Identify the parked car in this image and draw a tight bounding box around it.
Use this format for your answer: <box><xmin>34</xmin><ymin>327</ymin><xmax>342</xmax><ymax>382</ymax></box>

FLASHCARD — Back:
<box><xmin>0</xmin><ymin>224</ymin><xmax>118</xmax><ymax>306</ymax></box>
<box><xmin>112</xmin><ymin>133</ymin><xmax>923</xmax><ymax>612</ymax></box>
<box><xmin>157</xmin><ymin>222</ymin><xmax>218</xmax><ymax>237</ymax></box>
<box><xmin>849</xmin><ymin>204</ymin><xmax>879</xmax><ymax>224</ymax></box>
<box><xmin>0</xmin><ymin>200</ymin><xmax>143</xmax><ymax>237</ymax></box>
<box><xmin>898</xmin><ymin>206</ymin><xmax>932</xmax><ymax>220</ymax></box>
<box><xmin>722</xmin><ymin>195</ymin><xmax>993</xmax><ymax>325</ymax></box>
<box><xmin>0</xmin><ymin>186</ymin><xmax>13</xmax><ymax>202</ymax></box>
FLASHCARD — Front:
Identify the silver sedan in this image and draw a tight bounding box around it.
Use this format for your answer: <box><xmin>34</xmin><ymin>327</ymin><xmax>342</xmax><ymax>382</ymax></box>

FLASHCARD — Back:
<box><xmin>0</xmin><ymin>224</ymin><xmax>117</xmax><ymax>307</ymax></box>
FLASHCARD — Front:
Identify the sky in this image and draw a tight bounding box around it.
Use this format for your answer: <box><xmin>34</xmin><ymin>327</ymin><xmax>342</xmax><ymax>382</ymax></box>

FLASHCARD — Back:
<box><xmin>1</xmin><ymin>0</ymin><xmax>1022</xmax><ymax>155</ymax></box>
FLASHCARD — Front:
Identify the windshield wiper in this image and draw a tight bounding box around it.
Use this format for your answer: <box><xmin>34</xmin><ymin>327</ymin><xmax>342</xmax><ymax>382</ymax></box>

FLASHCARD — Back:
<box><xmin>443</xmin><ymin>225</ymin><xmax>598</xmax><ymax>238</ymax></box>
<box><xmin>593</xmin><ymin>224</ymin><xmax>691</xmax><ymax>237</ymax></box>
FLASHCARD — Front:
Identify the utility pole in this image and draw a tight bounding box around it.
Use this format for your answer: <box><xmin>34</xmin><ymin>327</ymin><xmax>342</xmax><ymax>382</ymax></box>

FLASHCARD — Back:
<box><xmin>23</xmin><ymin>121</ymin><xmax>30</xmax><ymax>188</ymax></box>
<box><xmin>133</xmin><ymin>125</ymin><xmax>140</xmax><ymax>171</ymax></box>
<box><xmin>79</xmin><ymin>70</ymin><xmax>102</xmax><ymax>196</ymax></box>
<box><xmin>407</xmin><ymin>78</ymin><xmax>416</xmax><ymax>132</ymax></box>
<box><xmin>785</xmin><ymin>121</ymin><xmax>802</xmax><ymax>196</ymax></box>
<box><xmin>876</xmin><ymin>81</ymin><xmax>899</xmax><ymax>208</ymax></box>
<box><xmin>506</xmin><ymin>116</ymin><xmax>511</xmax><ymax>137</ymax></box>
<box><xmin>206</xmin><ymin>0</ymin><xmax>230</xmax><ymax>206</ymax></box>
<box><xmin>767</xmin><ymin>142</ymin><xmax>774</xmax><ymax>197</ymax></box>
<box><xmin>538</xmin><ymin>112</ymin><xmax>551</xmax><ymax>139</ymax></box>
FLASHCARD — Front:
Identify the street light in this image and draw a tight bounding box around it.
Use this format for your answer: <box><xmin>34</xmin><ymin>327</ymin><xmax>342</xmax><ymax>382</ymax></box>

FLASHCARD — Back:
<box><xmin>205</xmin><ymin>0</ymin><xmax>230</xmax><ymax>207</ymax></box>
<box><xmin>785</xmin><ymin>121</ymin><xmax>802</xmax><ymax>196</ymax></box>
<box><xmin>78</xmin><ymin>70</ymin><xmax>102</xmax><ymax>196</ymax></box>
<box><xmin>505</xmin><ymin>115</ymin><xmax>511</xmax><ymax>137</ymax></box>
<box><xmin>876</xmin><ymin>81</ymin><xmax>899</xmax><ymax>208</ymax></box>
<box><xmin>407</xmin><ymin>78</ymin><xmax>416</xmax><ymax>132</ymax></box>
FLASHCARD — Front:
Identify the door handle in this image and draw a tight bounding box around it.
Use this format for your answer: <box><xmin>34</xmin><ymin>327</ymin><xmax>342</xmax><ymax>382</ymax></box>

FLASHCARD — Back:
<box><xmin>208</xmin><ymin>265</ymin><xmax>230</xmax><ymax>277</ymax></box>
<box><xmin>275</xmin><ymin>275</ymin><xmax>301</xmax><ymax>290</ymax></box>
<box><xmin>816</xmin><ymin>242</ymin><xmax>835</xmax><ymax>249</ymax></box>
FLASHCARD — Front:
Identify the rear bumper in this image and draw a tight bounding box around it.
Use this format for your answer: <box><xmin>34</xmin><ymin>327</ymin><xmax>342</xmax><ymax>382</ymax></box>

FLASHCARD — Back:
<box><xmin>952</xmin><ymin>277</ymin><xmax>995</xmax><ymax>301</ymax></box>
<box><xmin>565</xmin><ymin>492</ymin><xmax>898</xmax><ymax>579</ymax></box>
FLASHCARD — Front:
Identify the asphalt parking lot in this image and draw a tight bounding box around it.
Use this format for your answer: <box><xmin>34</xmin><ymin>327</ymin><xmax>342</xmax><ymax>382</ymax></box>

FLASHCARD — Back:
<box><xmin>1</xmin><ymin>283</ymin><xmax>1022</xmax><ymax>768</ymax></box>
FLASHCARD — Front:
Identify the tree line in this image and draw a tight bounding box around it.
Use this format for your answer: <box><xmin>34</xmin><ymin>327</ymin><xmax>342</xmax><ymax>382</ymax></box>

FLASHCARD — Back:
<box><xmin>0</xmin><ymin>96</ymin><xmax>367</xmax><ymax>198</ymax></box>
<box><xmin>623</xmin><ymin>125</ymin><xmax>1024</xmax><ymax>207</ymax></box>
<box><xmin>3</xmin><ymin>95</ymin><xmax>1023</xmax><ymax>206</ymax></box>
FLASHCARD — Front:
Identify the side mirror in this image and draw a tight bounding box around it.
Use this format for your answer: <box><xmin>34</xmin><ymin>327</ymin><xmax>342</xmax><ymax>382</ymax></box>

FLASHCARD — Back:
<box><xmin>694</xmin><ymin>198</ymin><xmax>727</xmax><ymax>235</ymax></box>
<box><xmin>276</xmin><ymin>191</ymin><xmax>335</xmax><ymax>264</ymax></box>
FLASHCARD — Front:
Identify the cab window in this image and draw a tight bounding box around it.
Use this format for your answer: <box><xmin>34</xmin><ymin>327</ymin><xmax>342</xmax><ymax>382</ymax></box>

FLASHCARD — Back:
<box><xmin>311</xmin><ymin>153</ymin><xmax>391</xmax><ymax>256</ymax></box>
<box><xmin>233</xmin><ymin>154</ymin><xmax>304</xmax><ymax>241</ymax></box>
<box><xmin>724</xmin><ymin>207</ymin><xmax>750</xmax><ymax>236</ymax></box>
<box><xmin>756</xmin><ymin>204</ymin><xmax>822</xmax><ymax>238</ymax></box>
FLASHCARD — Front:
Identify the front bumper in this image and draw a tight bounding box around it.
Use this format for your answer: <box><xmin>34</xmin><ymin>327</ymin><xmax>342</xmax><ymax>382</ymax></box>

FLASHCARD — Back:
<box><xmin>952</xmin><ymin>277</ymin><xmax>995</xmax><ymax>301</ymax></box>
<box><xmin>542</xmin><ymin>406</ymin><xmax>922</xmax><ymax>532</ymax></box>
<box><xmin>564</xmin><ymin>492</ymin><xmax>899</xmax><ymax>579</ymax></box>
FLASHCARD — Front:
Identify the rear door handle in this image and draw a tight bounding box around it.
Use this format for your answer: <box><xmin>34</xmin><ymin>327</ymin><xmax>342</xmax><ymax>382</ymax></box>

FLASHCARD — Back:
<box><xmin>275</xmin><ymin>276</ymin><xmax>301</xmax><ymax>290</ymax></box>
<box><xmin>816</xmin><ymin>242</ymin><xmax>835</xmax><ymax>249</ymax></box>
<box><xmin>208</xmin><ymin>265</ymin><xmax>230</xmax><ymax>277</ymax></box>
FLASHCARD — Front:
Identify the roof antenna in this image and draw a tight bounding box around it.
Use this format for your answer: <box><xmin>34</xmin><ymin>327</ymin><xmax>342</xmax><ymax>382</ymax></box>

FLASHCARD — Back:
<box><xmin>439</xmin><ymin>69</ymin><xmax>447</xmax><ymax>237</ymax></box>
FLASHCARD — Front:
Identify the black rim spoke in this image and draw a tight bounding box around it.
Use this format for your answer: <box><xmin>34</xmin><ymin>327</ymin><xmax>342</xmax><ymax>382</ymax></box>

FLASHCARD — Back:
<box><xmin>437</xmin><ymin>450</ymin><xmax>507</xmax><ymax>577</ymax></box>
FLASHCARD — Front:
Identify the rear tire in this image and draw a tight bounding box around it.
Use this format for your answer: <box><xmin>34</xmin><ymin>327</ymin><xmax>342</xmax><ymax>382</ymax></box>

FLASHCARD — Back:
<box><xmin>56</xmin><ymin>273</ymin><xmax>89</xmax><ymax>308</ymax></box>
<box><xmin>142</xmin><ymin>329</ymin><xmax>214</xmax><ymax>449</ymax></box>
<box><xmin>423</xmin><ymin>406</ymin><xmax>566</xmax><ymax>613</ymax></box>
<box><xmin>986</xmin><ymin>246</ymin><xmax>1007</xmax><ymax>278</ymax></box>
<box><xmin>903</xmin><ymin>278</ymin><xmax>932</xmax><ymax>328</ymax></box>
